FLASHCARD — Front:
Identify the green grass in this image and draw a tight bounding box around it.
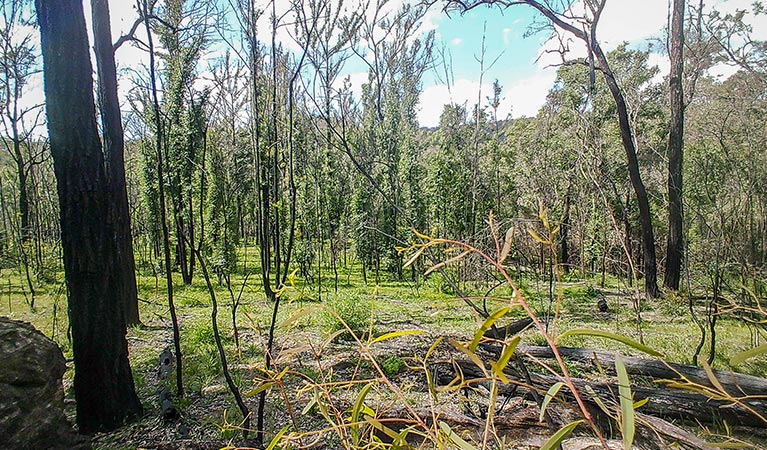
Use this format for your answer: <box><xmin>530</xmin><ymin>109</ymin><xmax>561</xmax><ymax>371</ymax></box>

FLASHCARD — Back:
<box><xmin>3</xmin><ymin>249</ymin><xmax>766</xmax><ymax>394</ymax></box>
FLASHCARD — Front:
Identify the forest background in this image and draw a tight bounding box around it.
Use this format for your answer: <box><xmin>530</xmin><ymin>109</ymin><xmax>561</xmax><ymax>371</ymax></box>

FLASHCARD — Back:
<box><xmin>2</xmin><ymin>0</ymin><xmax>767</xmax><ymax>447</ymax></box>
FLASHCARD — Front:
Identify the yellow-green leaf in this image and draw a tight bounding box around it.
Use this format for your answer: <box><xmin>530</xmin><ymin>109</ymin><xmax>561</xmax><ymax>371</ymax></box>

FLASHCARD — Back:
<box><xmin>616</xmin><ymin>356</ymin><xmax>635</xmax><ymax>450</ymax></box>
<box><xmin>730</xmin><ymin>343</ymin><xmax>767</xmax><ymax>365</ymax></box>
<box><xmin>246</xmin><ymin>381</ymin><xmax>275</xmax><ymax>397</ymax></box>
<box><xmin>527</xmin><ymin>228</ymin><xmax>549</xmax><ymax>245</ymax></box>
<box><xmin>450</xmin><ymin>339</ymin><xmax>488</xmax><ymax>377</ymax></box>
<box><xmin>701</xmin><ymin>359</ymin><xmax>727</xmax><ymax>394</ymax></box>
<box><xmin>425</xmin><ymin>250</ymin><xmax>471</xmax><ymax>276</ymax></box>
<box><xmin>557</xmin><ymin>329</ymin><xmax>664</xmax><ymax>357</ymax></box>
<box><xmin>282</xmin><ymin>305</ymin><xmax>323</xmax><ymax>329</ymax></box>
<box><xmin>539</xmin><ymin>420</ymin><xmax>584</xmax><ymax>450</ymax></box>
<box><xmin>367</xmin><ymin>418</ymin><xmax>401</xmax><ymax>442</ymax></box>
<box><xmin>499</xmin><ymin>227</ymin><xmax>514</xmax><ymax>263</ymax></box>
<box><xmin>265</xmin><ymin>425</ymin><xmax>290</xmax><ymax>450</ymax></box>
<box><xmin>633</xmin><ymin>397</ymin><xmax>649</xmax><ymax>409</ymax></box>
<box><xmin>403</xmin><ymin>247</ymin><xmax>425</xmax><ymax>269</ymax></box>
<box><xmin>286</xmin><ymin>268</ymin><xmax>299</xmax><ymax>287</ymax></box>
<box><xmin>470</xmin><ymin>307</ymin><xmax>510</xmax><ymax>351</ymax></box>
<box><xmin>301</xmin><ymin>396</ymin><xmax>317</xmax><ymax>415</ymax></box>
<box><xmin>491</xmin><ymin>335</ymin><xmax>521</xmax><ymax>382</ymax></box>
<box><xmin>413</xmin><ymin>228</ymin><xmax>433</xmax><ymax>241</ymax></box>
<box><xmin>351</xmin><ymin>383</ymin><xmax>374</xmax><ymax>445</ymax></box>
<box><xmin>439</xmin><ymin>421</ymin><xmax>478</xmax><ymax>450</ymax></box>
<box><xmin>372</xmin><ymin>330</ymin><xmax>424</xmax><ymax>344</ymax></box>
<box><xmin>539</xmin><ymin>382</ymin><xmax>564</xmax><ymax>423</ymax></box>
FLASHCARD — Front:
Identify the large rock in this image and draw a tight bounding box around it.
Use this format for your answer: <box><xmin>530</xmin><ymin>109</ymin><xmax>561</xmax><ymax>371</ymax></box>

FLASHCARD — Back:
<box><xmin>0</xmin><ymin>317</ymin><xmax>88</xmax><ymax>449</ymax></box>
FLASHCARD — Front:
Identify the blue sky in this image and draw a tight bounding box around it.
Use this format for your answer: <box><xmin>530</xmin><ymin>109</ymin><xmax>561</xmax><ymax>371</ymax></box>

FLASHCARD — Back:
<box><xmin>413</xmin><ymin>0</ymin><xmax>766</xmax><ymax>126</ymax></box>
<box><xmin>11</xmin><ymin>0</ymin><xmax>767</xmax><ymax>132</ymax></box>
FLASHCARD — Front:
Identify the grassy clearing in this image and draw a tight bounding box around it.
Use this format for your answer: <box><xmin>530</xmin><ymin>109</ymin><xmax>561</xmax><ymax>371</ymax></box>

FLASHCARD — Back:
<box><xmin>2</xmin><ymin>255</ymin><xmax>764</xmax><ymax>375</ymax></box>
<box><xmin>2</xmin><ymin>250</ymin><xmax>766</xmax><ymax>448</ymax></box>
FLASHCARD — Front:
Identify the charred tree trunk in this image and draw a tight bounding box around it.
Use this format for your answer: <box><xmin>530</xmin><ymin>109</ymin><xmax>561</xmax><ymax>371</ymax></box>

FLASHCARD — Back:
<box><xmin>560</xmin><ymin>185</ymin><xmax>571</xmax><ymax>273</ymax></box>
<box><xmin>593</xmin><ymin>45</ymin><xmax>661</xmax><ymax>298</ymax></box>
<box><xmin>36</xmin><ymin>0</ymin><xmax>142</xmax><ymax>432</ymax></box>
<box><xmin>91</xmin><ymin>0</ymin><xmax>141</xmax><ymax>326</ymax></box>
<box><xmin>142</xmin><ymin>0</ymin><xmax>184</xmax><ymax>397</ymax></box>
<box><xmin>664</xmin><ymin>0</ymin><xmax>685</xmax><ymax>291</ymax></box>
<box><xmin>13</xmin><ymin>144</ymin><xmax>30</xmax><ymax>242</ymax></box>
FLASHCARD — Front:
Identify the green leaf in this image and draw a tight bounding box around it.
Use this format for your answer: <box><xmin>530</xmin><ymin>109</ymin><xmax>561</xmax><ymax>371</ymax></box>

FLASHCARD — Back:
<box><xmin>245</xmin><ymin>381</ymin><xmax>275</xmax><ymax>397</ymax></box>
<box><xmin>730</xmin><ymin>343</ymin><xmax>767</xmax><ymax>365</ymax></box>
<box><xmin>350</xmin><ymin>384</ymin><xmax>375</xmax><ymax>446</ymax></box>
<box><xmin>539</xmin><ymin>420</ymin><xmax>584</xmax><ymax>450</ymax></box>
<box><xmin>372</xmin><ymin>329</ymin><xmax>424</xmax><ymax>344</ymax></box>
<box><xmin>265</xmin><ymin>425</ymin><xmax>290</xmax><ymax>450</ymax></box>
<box><xmin>539</xmin><ymin>382</ymin><xmax>565</xmax><ymax>423</ymax></box>
<box><xmin>450</xmin><ymin>339</ymin><xmax>488</xmax><ymax>377</ymax></box>
<box><xmin>557</xmin><ymin>329</ymin><xmax>664</xmax><ymax>357</ymax></box>
<box><xmin>584</xmin><ymin>385</ymin><xmax>612</xmax><ymax>416</ymax></box>
<box><xmin>490</xmin><ymin>336</ymin><xmax>521</xmax><ymax>383</ymax></box>
<box><xmin>616</xmin><ymin>356</ymin><xmax>635</xmax><ymax>450</ymax></box>
<box><xmin>439</xmin><ymin>421</ymin><xmax>478</xmax><ymax>450</ymax></box>
<box><xmin>470</xmin><ymin>307</ymin><xmax>510</xmax><ymax>351</ymax></box>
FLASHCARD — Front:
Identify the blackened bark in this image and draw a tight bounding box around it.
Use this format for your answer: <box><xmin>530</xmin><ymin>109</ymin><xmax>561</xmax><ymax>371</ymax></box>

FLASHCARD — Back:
<box><xmin>36</xmin><ymin>0</ymin><xmax>142</xmax><ymax>433</ymax></box>
<box><xmin>502</xmin><ymin>0</ymin><xmax>661</xmax><ymax>298</ymax></box>
<box><xmin>91</xmin><ymin>0</ymin><xmax>141</xmax><ymax>326</ymax></box>
<box><xmin>142</xmin><ymin>0</ymin><xmax>184</xmax><ymax>397</ymax></box>
<box><xmin>593</xmin><ymin>45</ymin><xmax>661</xmax><ymax>298</ymax></box>
<box><xmin>560</xmin><ymin>186</ymin><xmax>571</xmax><ymax>273</ymax></box>
<box><xmin>664</xmin><ymin>0</ymin><xmax>685</xmax><ymax>291</ymax></box>
<box><xmin>13</xmin><ymin>142</ymin><xmax>31</xmax><ymax>242</ymax></box>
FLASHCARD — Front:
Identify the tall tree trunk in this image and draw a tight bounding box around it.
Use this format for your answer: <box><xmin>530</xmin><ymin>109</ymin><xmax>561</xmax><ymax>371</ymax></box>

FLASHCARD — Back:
<box><xmin>560</xmin><ymin>185</ymin><xmax>571</xmax><ymax>273</ymax></box>
<box><xmin>142</xmin><ymin>0</ymin><xmax>184</xmax><ymax>397</ymax></box>
<box><xmin>593</xmin><ymin>46</ymin><xmax>661</xmax><ymax>298</ymax></box>
<box><xmin>13</xmin><ymin>142</ymin><xmax>31</xmax><ymax>242</ymax></box>
<box><xmin>36</xmin><ymin>0</ymin><xmax>142</xmax><ymax>432</ymax></box>
<box><xmin>91</xmin><ymin>0</ymin><xmax>141</xmax><ymax>326</ymax></box>
<box><xmin>664</xmin><ymin>0</ymin><xmax>685</xmax><ymax>291</ymax></box>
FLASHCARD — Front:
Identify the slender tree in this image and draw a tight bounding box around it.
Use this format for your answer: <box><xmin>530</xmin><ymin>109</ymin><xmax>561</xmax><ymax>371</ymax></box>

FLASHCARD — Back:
<box><xmin>664</xmin><ymin>0</ymin><xmax>685</xmax><ymax>290</ymax></box>
<box><xmin>35</xmin><ymin>0</ymin><xmax>142</xmax><ymax>432</ymax></box>
<box><xmin>140</xmin><ymin>0</ymin><xmax>184</xmax><ymax>397</ymax></box>
<box><xmin>91</xmin><ymin>0</ymin><xmax>141</xmax><ymax>325</ymax></box>
<box><xmin>448</xmin><ymin>0</ymin><xmax>661</xmax><ymax>297</ymax></box>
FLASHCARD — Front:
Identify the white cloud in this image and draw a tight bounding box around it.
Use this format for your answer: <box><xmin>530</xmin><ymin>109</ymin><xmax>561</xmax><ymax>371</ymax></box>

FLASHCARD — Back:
<box><xmin>708</xmin><ymin>63</ymin><xmax>740</xmax><ymax>79</ymax></box>
<box><xmin>504</xmin><ymin>69</ymin><xmax>557</xmax><ymax>118</ymax></box>
<box><xmin>418</xmin><ymin>79</ymin><xmax>486</xmax><ymax>127</ymax></box>
<box><xmin>451</xmin><ymin>37</ymin><xmax>463</xmax><ymax>46</ymax></box>
<box><xmin>502</xmin><ymin>27</ymin><xmax>512</xmax><ymax>46</ymax></box>
<box><xmin>598</xmin><ymin>0</ymin><xmax>668</xmax><ymax>48</ymax></box>
<box><xmin>417</xmin><ymin>69</ymin><xmax>556</xmax><ymax>127</ymax></box>
<box><xmin>647</xmin><ymin>51</ymin><xmax>670</xmax><ymax>83</ymax></box>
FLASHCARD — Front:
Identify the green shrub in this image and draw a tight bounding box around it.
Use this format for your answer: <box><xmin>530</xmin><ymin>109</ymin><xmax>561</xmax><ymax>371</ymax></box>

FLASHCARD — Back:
<box><xmin>320</xmin><ymin>293</ymin><xmax>373</xmax><ymax>341</ymax></box>
<box><xmin>381</xmin><ymin>355</ymin><xmax>406</xmax><ymax>378</ymax></box>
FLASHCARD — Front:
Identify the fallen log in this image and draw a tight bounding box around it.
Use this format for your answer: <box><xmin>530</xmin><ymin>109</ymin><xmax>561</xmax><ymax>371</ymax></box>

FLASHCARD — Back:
<box><xmin>433</xmin><ymin>360</ymin><xmax>713</xmax><ymax>448</ymax></box>
<box><xmin>504</xmin><ymin>345</ymin><xmax>767</xmax><ymax>397</ymax></box>
<box><xmin>444</xmin><ymin>358</ymin><xmax>767</xmax><ymax>428</ymax></box>
<box><xmin>483</xmin><ymin>317</ymin><xmax>533</xmax><ymax>340</ymax></box>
